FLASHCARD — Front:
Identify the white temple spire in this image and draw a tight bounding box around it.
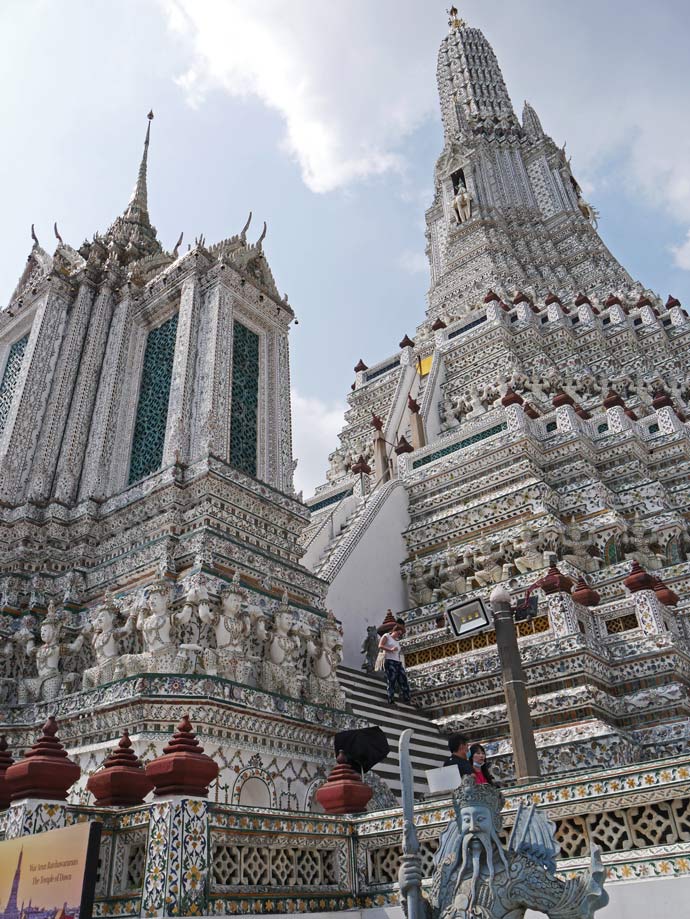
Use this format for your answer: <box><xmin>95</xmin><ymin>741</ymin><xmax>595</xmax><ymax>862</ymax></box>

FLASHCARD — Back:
<box><xmin>124</xmin><ymin>110</ymin><xmax>154</xmax><ymax>223</ymax></box>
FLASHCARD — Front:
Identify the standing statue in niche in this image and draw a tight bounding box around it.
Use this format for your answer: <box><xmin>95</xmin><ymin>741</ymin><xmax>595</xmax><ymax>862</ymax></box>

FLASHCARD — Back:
<box><xmin>306</xmin><ymin>612</ymin><xmax>346</xmax><ymax>708</ymax></box>
<box><xmin>200</xmin><ymin>576</ymin><xmax>251</xmax><ymax>682</ymax></box>
<box><xmin>578</xmin><ymin>198</ymin><xmax>599</xmax><ymax>229</ymax></box>
<box><xmin>398</xmin><ymin>774</ymin><xmax>608</xmax><ymax>919</ymax></box>
<box><xmin>18</xmin><ymin>603</ymin><xmax>84</xmax><ymax>703</ymax></box>
<box><xmin>82</xmin><ymin>593</ymin><xmax>134</xmax><ymax>689</ymax></box>
<box><xmin>361</xmin><ymin>625</ymin><xmax>380</xmax><ymax>674</ymax></box>
<box><xmin>452</xmin><ymin>182</ymin><xmax>473</xmax><ymax>224</ymax></box>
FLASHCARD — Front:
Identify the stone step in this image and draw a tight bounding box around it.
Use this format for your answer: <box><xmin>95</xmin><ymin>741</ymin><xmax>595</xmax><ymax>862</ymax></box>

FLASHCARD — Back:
<box><xmin>338</xmin><ymin>666</ymin><xmax>449</xmax><ymax>800</ymax></box>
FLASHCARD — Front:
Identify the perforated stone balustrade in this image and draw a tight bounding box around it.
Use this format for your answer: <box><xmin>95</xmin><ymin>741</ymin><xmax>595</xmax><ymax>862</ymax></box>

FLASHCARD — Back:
<box><xmin>0</xmin><ymin>753</ymin><xmax>689</xmax><ymax>916</ymax></box>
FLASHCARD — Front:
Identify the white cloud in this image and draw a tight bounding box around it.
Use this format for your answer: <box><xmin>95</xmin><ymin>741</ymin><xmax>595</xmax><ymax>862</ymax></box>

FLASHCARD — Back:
<box><xmin>162</xmin><ymin>0</ymin><xmax>439</xmax><ymax>193</ymax></box>
<box><xmin>290</xmin><ymin>389</ymin><xmax>345</xmax><ymax>498</ymax></box>
<box><xmin>672</xmin><ymin>231</ymin><xmax>690</xmax><ymax>271</ymax></box>
<box><xmin>162</xmin><ymin>0</ymin><xmax>690</xmax><ymax>264</ymax></box>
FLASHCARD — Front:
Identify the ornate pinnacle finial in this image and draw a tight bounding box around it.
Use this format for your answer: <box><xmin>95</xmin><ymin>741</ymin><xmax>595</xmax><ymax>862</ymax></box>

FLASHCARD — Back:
<box><xmin>447</xmin><ymin>6</ymin><xmax>465</xmax><ymax>30</ymax></box>
<box><xmin>172</xmin><ymin>231</ymin><xmax>184</xmax><ymax>258</ymax></box>
<box><xmin>240</xmin><ymin>211</ymin><xmax>252</xmax><ymax>241</ymax></box>
<box><xmin>125</xmin><ymin>111</ymin><xmax>154</xmax><ymax>220</ymax></box>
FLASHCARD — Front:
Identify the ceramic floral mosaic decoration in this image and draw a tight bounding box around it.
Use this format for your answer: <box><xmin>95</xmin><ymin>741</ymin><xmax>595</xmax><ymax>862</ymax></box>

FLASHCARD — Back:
<box><xmin>0</xmin><ymin>333</ymin><xmax>28</xmax><ymax>435</ymax></box>
<box><xmin>1</xmin><ymin>9</ymin><xmax>690</xmax><ymax>918</ymax></box>
<box><xmin>230</xmin><ymin>320</ymin><xmax>260</xmax><ymax>478</ymax></box>
<box><xmin>128</xmin><ymin>312</ymin><xmax>179</xmax><ymax>484</ymax></box>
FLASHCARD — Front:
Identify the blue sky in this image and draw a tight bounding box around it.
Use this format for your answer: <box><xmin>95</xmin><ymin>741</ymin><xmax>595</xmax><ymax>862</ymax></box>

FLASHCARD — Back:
<box><xmin>1</xmin><ymin>0</ymin><xmax>689</xmax><ymax>496</ymax></box>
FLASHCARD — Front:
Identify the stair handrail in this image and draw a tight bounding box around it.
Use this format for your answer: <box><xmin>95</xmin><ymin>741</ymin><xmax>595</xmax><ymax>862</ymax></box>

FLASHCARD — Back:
<box><xmin>317</xmin><ymin>478</ymin><xmax>402</xmax><ymax>581</ymax></box>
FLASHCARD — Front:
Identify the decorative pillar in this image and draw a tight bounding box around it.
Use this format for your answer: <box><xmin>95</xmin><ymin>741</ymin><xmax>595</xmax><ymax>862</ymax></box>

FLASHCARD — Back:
<box><xmin>163</xmin><ymin>273</ymin><xmax>201</xmax><ymax>467</ymax></box>
<box><xmin>373</xmin><ymin>430</ymin><xmax>389</xmax><ymax>484</ymax></box>
<box><xmin>0</xmin><ymin>280</ymin><xmax>72</xmax><ymax>503</ymax></box>
<box><xmin>141</xmin><ymin>797</ymin><xmax>212</xmax><ymax>918</ymax></box>
<box><xmin>141</xmin><ymin>716</ymin><xmax>217</xmax><ymax>917</ymax></box>
<box><xmin>54</xmin><ymin>277</ymin><xmax>117</xmax><ymax>503</ymax></box>
<box><xmin>408</xmin><ymin>396</ymin><xmax>426</xmax><ymax>450</ymax></box>
<box><xmin>78</xmin><ymin>293</ymin><xmax>133</xmax><ymax>501</ymax></box>
<box><xmin>624</xmin><ymin>562</ymin><xmax>666</xmax><ymax>634</ymax></box>
<box><xmin>489</xmin><ymin>585</ymin><xmax>541</xmax><ymax>783</ymax></box>
<box><xmin>26</xmin><ymin>276</ymin><xmax>96</xmax><ymax>503</ymax></box>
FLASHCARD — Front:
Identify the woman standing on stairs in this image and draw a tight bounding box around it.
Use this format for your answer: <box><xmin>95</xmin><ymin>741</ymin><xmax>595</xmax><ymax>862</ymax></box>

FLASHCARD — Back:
<box><xmin>378</xmin><ymin>623</ymin><xmax>411</xmax><ymax>705</ymax></box>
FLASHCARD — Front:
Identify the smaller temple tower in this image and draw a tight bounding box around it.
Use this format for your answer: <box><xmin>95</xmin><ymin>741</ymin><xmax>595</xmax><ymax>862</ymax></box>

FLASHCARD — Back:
<box><xmin>3</xmin><ymin>848</ymin><xmax>23</xmax><ymax>919</ymax></box>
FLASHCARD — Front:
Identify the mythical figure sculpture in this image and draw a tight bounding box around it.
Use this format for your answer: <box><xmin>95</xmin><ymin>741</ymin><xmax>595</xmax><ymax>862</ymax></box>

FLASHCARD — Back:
<box><xmin>472</xmin><ymin>540</ymin><xmax>504</xmax><ymax>588</ymax></box>
<box><xmin>120</xmin><ymin>580</ymin><xmax>192</xmax><ymax>676</ymax></box>
<box><xmin>82</xmin><ymin>593</ymin><xmax>134</xmax><ymax>689</ymax></box>
<box><xmin>200</xmin><ymin>577</ymin><xmax>251</xmax><ymax>682</ymax></box>
<box><xmin>18</xmin><ymin>603</ymin><xmax>84</xmax><ymax>703</ymax></box>
<box><xmin>452</xmin><ymin>183</ymin><xmax>473</xmax><ymax>224</ymax></box>
<box><xmin>513</xmin><ymin>529</ymin><xmax>545</xmax><ymax>574</ymax></box>
<box><xmin>561</xmin><ymin>518</ymin><xmax>601</xmax><ymax>573</ymax></box>
<box><xmin>398</xmin><ymin>767</ymin><xmax>608</xmax><ymax>919</ymax></box>
<box><xmin>361</xmin><ymin>624</ymin><xmax>379</xmax><ymax>673</ymax></box>
<box><xmin>306</xmin><ymin>612</ymin><xmax>346</xmax><ymax>707</ymax></box>
<box><xmin>577</xmin><ymin>197</ymin><xmax>599</xmax><ymax>229</ymax></box>
<box><xmin>262</xmin><ymin>597</ymin><xmax>303</xmax><ymax>697</ymax></box>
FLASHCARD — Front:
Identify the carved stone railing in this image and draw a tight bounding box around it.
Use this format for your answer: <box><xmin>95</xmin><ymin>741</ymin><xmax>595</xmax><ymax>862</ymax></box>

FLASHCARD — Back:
<box><xmin>1</xmin><ymin>754</ymin><xmax>690</xmax><ymax>916</ymax></box>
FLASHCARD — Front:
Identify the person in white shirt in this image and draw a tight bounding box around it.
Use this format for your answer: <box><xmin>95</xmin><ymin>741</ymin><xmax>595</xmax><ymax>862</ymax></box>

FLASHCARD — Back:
<box><xmin>378</xmin><ymin>623</ymin><xmax>411</xmax><ymax>705</ymax></box>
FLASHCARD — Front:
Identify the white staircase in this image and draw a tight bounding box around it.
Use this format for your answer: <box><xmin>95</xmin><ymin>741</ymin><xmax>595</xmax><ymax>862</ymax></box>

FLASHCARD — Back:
<box><xmin>314</xmin><ymin>480</ymin><xmax>400</xmax><ymax>581</ymax></box>
<box><xmin>338</xmin><ymin>666</ymin><xmax>450</xmax><ymax>800</ymax></box>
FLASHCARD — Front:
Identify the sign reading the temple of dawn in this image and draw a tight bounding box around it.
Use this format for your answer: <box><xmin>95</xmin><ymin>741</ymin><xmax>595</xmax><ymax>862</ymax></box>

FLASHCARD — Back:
<box><xmin>0</xmin><ymin>823</ymin><xmax>101</xmax><ymax>919</ymax></box>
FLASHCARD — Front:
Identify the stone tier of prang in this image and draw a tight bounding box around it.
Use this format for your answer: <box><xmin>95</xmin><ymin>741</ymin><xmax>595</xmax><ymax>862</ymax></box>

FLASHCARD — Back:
<box><xmin>318</xmin><ymin>289</ymin><xmax>690</xmax><ymax>490</ymax></box>
<box><xmin>304</xmin><ymin>284</ymin><xmax>690</xmax><ymax>778</ymax></box>
<box><xmin>0</xmin><ymin>672</ymin><xmax>360</xmax><ymax>813</ymax></box>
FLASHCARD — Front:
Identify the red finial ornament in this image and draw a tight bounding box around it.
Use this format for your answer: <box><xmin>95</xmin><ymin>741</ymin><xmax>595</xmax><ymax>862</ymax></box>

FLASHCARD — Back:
<box><xmin>623</xmin><ymin>560</ymin><xmax>655</xmax><ymax>593</ymax></box>
<box><xmin>87</xmin><ymin>730</ymin><xmax>154</xmax><ymax>806</ymax></box>
<box><xmin>146</xmin><ymin>715</ymin><xmax>219</xmax><ymax>798</ymax></box>
<box><xmin>5</xmin><ymin>717</ymin><xmax>80</xmax><ymax>802</ymax></box>
<box><xmin>315</xmin><ymin>751</ymin><xmax>372</xmax><ymax>815</ymax></box>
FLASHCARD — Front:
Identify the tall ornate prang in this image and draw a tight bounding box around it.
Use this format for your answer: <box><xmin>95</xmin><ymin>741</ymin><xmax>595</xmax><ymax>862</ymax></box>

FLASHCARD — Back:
<box><xmin>302</xmin><ymin>11</ymin><xmax>690</xmax><ymax>783</ymax></box>
<box><xmin>425</xmin><ymin>14</ymin><xmax>634</xmax><ymax>320</ymax></box>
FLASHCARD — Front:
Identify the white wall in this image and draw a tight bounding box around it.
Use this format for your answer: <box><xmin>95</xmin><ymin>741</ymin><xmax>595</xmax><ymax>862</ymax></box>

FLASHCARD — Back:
<box><xmin>327</xmin><ymin>484</ymin><xmax>410</xmax><ymax>667</ymax></box>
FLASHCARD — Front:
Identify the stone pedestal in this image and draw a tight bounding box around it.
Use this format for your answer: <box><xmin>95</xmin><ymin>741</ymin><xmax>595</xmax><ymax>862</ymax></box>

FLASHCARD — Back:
<box><xmin>141</xmin><ymin>797</ymin><xmax>212</xmax><ymax>917</ymax></box>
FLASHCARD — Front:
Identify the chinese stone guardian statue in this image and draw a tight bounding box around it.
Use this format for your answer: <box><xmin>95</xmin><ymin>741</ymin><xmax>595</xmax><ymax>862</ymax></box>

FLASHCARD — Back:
<box><xmin>398</xmin><ymin>771</ymin><xmax>608</xmax><ymax>919</ymax></box>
